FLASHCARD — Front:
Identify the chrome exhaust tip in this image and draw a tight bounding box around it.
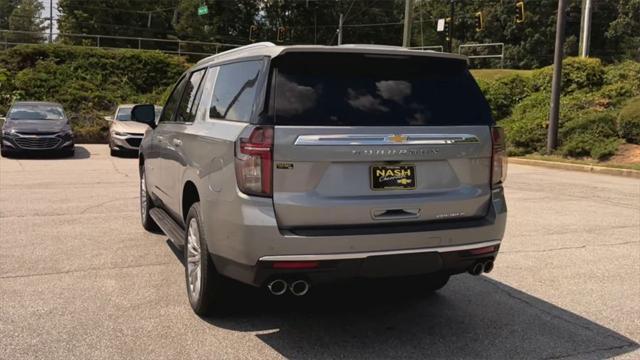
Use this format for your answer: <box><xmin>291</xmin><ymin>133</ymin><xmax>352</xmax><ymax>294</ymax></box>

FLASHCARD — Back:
<box><xmin>267</xmin><ymin>279</ymin><xmax>288</xmax><ymax>296</ymax></box>
<box><xmin>468</xmin><ymin>262</ymin><xmax>484</xmax><ymax>276</ymax></box>
<box><xmin>483</xmin><ymin>260</ymin><xmax>494</xmax><ymax>273</ymax></box>
<box><xmin>289</xmin><ymin>280</ymin><xmax>310</xmax><ymax>296</ymax></box>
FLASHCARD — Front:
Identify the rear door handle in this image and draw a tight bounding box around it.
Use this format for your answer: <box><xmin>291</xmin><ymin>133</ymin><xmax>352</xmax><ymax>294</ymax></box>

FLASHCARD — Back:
<box><xmin>172</xmin><ymin>138</ymin><xmax>182</xmax><ymax>147</ymax></box>
<box><xmin>372</xmin><ymin>208</ymin><xmax>421</xmax><ymax>220</ymax></box>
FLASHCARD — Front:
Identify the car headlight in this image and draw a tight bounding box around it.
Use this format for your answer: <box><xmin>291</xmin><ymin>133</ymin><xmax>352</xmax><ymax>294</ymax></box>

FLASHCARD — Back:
<box><xmin>113</xmin><ymin>131</ymin><xmax>129</xmax><ymax>137</ymax></box>
<box><xmin>2</xmin><ymin>128</ymin><xmax>16</xmax><ymax>137</ymax></box>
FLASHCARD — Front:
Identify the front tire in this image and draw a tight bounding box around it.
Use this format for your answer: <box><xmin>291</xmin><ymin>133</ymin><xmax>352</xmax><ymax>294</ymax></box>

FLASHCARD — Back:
<box><xmin>184</xmin><ymin>202</ymin><xmax>229</xmax><ymax>316</ymax></box>
<box><xmin>140</xmin><ymin>168</ymin><xmax>159</xmax><ymax>232</ymax></box>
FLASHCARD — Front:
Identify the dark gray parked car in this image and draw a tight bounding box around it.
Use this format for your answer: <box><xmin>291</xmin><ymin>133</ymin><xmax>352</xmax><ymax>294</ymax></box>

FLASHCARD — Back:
<box><xmin>131</xmin><ymin>43</ymin><xmax>508</xmax><ymax>316</ymax></box>
<box><xmin>1</xmin><ymin>101</ymin><xmax>74</xmax><ymax>157</ymax></box>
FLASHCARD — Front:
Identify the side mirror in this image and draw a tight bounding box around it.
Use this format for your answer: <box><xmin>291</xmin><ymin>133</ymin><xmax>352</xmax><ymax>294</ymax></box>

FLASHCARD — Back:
<box><xmin>131</xmin><ymin>104</ymin><xmax>157</xmax><ymax>129</ymax></box>
<box><xmin>103</xmin><ymin>116</ymin><xmax>113</xmax><ymax>122</ymax></box>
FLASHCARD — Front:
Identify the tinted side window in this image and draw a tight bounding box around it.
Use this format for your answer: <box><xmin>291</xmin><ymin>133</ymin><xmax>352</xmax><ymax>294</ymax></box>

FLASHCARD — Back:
<box><xmin>176</xmin><ymin>69</ymin><xmax>206</xmax><ymax>123</ymax></box>
<box><xmin>209</xmin><ymin>60</ymin><xmax>262</xmax><ymax>122</ymax></box>
<box><xmin>159</xmin><ymin>75</ymin><xmax>188</xmax><ymax>123</ymax></box>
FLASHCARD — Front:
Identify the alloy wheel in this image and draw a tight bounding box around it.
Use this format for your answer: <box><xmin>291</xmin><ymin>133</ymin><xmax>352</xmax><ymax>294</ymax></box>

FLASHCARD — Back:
<box><xmin>186</xmin><ymin>218</ymin><xmax>202</xmax><ymax>301</ymax></box>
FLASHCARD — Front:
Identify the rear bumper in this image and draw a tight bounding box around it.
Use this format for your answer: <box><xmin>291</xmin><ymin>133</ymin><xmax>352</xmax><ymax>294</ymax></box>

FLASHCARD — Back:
<box><xmin>253</xmin><ymin>241</ymin><xmax>499</xmax><ymax>286</ymax></box>
<box><xmin>204</xmin><ymin>187</ymin><xmax>507</xmax><ymax>287</ymax></box>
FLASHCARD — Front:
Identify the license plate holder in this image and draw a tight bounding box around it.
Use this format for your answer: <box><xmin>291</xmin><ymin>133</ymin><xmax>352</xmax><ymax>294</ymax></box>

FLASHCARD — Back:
<box><xmin>370</xmin><ymin>164</ymin><xmax>416</xmax><ymax>190</ymax></box>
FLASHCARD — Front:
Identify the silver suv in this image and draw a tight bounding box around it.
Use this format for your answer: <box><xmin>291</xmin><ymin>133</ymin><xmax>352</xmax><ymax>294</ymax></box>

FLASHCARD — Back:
<box><xmin>132</xmin><ymin>43</ymin><xmax>507</xmax><ymax>315</ymax></box>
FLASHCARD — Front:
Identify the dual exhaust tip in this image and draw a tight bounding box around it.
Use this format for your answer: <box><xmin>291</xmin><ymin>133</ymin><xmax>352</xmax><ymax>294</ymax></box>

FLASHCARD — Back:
<box><xmin>267</xmin><ymin>279</ymin><xmax>310</xmax><ymax>296</ymax></box>
<box><xmin>468</xmin><ymin>260</ymin><xmax>494</xmax><ymax>276</ymax></box>
<box><xmin>269</xmin><ymin>261</ymin><xmax>494</xmax><ymax>293</ymax></box>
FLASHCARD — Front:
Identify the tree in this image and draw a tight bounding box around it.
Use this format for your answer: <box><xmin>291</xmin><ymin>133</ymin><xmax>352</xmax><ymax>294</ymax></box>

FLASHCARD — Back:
<box><xmin>258</xmin><ymin>0</ymin><xmax>403</xmax><ymax>45</ymax></box>
<box><xmin>172</xmin><ymin>0</ymin><xmax>258</xmax><ymax>44</ymax></box>
<box><xmin>7</xmin><ymin>0</ymin><xmax>45</xmax><ymax>44</ymax></box>
<box><xmin>606</xmin><ymin>0</ymin><xmax>640</xmax><ymax>60</ymax></box>
<box><xmin>0</xmin><ymin>0</ymin><xmax>20</xmax><ymax>30</ymax></box>
<box><xmin>57</xmin><ymin>0</ymin><xmax>176</xmax><ymax>48</ymax></box>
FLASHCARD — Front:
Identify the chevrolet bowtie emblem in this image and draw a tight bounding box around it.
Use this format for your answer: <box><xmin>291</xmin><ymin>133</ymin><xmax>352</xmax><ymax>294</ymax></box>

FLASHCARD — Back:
<box><xmin>387</xmin><ymin>134</ymin><xmax>408</xmax><ymax>143</ymax></box>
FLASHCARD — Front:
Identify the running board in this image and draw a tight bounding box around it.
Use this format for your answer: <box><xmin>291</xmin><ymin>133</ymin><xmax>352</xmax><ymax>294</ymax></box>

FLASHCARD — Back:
<box><xmin>149</xmin><ymin>208</ymin><xmax>185</xmax><ymax>247</ymax></box>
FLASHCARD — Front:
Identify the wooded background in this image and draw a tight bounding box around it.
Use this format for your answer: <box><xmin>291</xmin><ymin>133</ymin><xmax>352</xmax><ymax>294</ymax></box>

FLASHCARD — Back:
<box><xmin>1</xmin><ymin>0</ymin><xmax>639</xmax><ymax>68</ymax></box>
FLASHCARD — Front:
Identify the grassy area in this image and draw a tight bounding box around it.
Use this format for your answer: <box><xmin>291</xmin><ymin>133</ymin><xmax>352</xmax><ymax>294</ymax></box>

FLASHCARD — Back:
<box><xmin>517</xmin><ymin>154</ymin><xmax>640</xmax><ymax>171</ymax></box>
<box><xmin>471</xmin><ymin>69</ymin><xmax>534</xmax><ymax>81</ymax></box>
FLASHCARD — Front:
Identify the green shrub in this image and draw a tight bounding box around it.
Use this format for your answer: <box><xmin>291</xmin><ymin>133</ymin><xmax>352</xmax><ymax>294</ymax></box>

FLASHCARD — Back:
<box><xmin>500</xmin><ymin>92</ymin><xmax>550</xmax><ymax>155</ymax></box>
<box><xmin>558</xmin><ymin>111</ymin><xmax>619</xmax><ymax>160</ymax></box>
<box><xmin>1</xmin><ymin>45</ymin><xmax>188</xmax><ymax>113</ymax></box>
<box><xmin>68</xmin><ymin>113</ymin><xmax>110</xmax><ymax>143</ymax></box>
<box><xmin>560</xmin><ymin>112</ymin><xmax>618</xmax><ymax>139</ymax></box>
<box><xmin>531</xmin><ymin>57</ymin><xmax>604</xmax><ymax>94</ymax></box>
<box><xmin>0</xmin><ymin>44</ymin><xmax>189</xmax><ymax>142</ymax></box>
<box><xmin>502</xmin><ymin>94</ymin><xmax>620</xmax><ymax>158</ymax></box>
<box><xmin>478</xmin><ymin>74</ymin><xmax>531</xmax><ymax>121</ymax></box>
<box><xmin>560</xmin><ymin>134</ymin><xmax>620</xmax><ymax>160</ymax></box>
<box><xmin>0</xmin><ymin>66</ymin><xmax>12</xmax><ymax>115</ymax></box>
<box><xmin>604</xmin><ymin>61</ymin><xmax>640</xmax><ymax>88</ymax></box>
<box><xmin>617</xmin><ymin>97</ymin><xmax>640</xmax><ymax>144</ymax></box>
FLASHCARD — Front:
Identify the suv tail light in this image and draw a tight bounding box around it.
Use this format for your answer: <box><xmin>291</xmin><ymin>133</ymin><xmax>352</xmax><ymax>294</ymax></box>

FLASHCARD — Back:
<box><xmin>235</xmin><ymin>126</ymin><xmax>273</xmax><ymax>197</ymax></box>
<box><xmin>491</xmin><ymin>126</ymin><xmax>507</xmax><ymax>188</ymax></box>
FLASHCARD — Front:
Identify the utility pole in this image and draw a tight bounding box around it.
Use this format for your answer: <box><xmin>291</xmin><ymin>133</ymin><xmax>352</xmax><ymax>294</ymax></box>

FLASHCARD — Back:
<box><xmin>49</xmin><ymin>0</ymin><xmax>53</xmax><ymax>43</ymax></box>
<box><xmin>402</xmin><ymin>0</ymin><xmax>414</xmax><ymax>47</ymax></box>
<box><xmin>579</xmin><ymin>0</ymin><xmax>593</xmax><ymax>57</ymax></box>
<box><xmin>338</xmin><ymin>13</ymin><xmax>343</xmax><ymax>45</ymax></box>
<box><xmin>547</xmin><ymin>0</ymin><xmax>568</xmax><ymax>153</ymax></box>
<box><xmin>449</xmin><ymin>0</ymin><xmax>455</xmax><ymax>53</ymax></box>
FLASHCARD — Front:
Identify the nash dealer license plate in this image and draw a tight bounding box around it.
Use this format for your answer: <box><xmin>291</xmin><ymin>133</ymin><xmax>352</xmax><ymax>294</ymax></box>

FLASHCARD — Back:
<box><xmin>370</xmin><ymin>165</ymin><xmax>416</xmax><ymax>190</ymax></box>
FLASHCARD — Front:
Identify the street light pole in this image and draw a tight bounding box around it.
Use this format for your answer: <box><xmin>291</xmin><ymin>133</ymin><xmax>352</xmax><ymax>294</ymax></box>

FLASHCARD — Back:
<box><xmin>547</xmin><ymin>0</ymin><xmax>568</xmax><ymax>153</ymax></box>
<box><xmin>449</xmin><ymin>0</ymin><xmax>455</xmax><ymax>53</ymax></box>
<box><xmin>579</xmin><ymin>0</ymin><xmax>593</xmax><ymax>57</ymax></box>
<box><xmin>402</xmin><ymin>0</ymin><xmax>414</xmax><ymax>47</ymax></box>
<box><xmin>338</xmin><ymin>13</ymin><xmax>343</xmax><ymax>45</ymax></box>
<box><xmin>49</xmin><ymin>0</ymin><xmax>53</xmax><ymax>43</ymax></box>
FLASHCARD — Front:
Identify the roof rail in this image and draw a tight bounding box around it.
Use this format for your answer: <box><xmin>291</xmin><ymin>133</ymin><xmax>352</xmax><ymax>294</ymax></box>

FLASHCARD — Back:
<box><xmin>196</xmin><ymin>42</ymin><xmax>276</xmax><ymax>65</ymax></box>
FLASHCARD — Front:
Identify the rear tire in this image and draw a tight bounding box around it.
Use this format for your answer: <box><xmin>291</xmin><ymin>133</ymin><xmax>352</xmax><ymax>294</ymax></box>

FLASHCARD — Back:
<box><xmin>140</xmin><ymin>167</ymin><xmax>159</xmax><ymax>232</ymax></box>
<box><xmin>184</xmin><ymin>202</ymin><xmax>229</xmax><ymax>316</ymax></box>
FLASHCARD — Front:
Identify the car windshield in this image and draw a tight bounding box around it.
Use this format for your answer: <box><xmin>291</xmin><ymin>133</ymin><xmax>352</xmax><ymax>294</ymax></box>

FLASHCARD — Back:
<box><xmin>271</xmin><ymin>52</ymin><xmax>492</xmax><ymax>126</ymax></box>
<box><xmin>116</xmin><ymin>107</ymin><xmax>133</xmax><ymax>121</ymax></box>
<box><xmin>8</xmin><ymin>104</ymin><xmax>64</xmax><ymax>120</ymax></box>
<box><xmin>116</xmin><ymin>106</ymin><xmax>162</xmax><ymax>121</ymax></box>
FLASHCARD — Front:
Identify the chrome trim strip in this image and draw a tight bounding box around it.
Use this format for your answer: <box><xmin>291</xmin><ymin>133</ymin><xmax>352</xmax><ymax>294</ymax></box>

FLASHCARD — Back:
<box><xmin>294</xmin><ymin>133</ymin><xmax>480</xmax><ymax>146</ymax></box>
<box><xmin>15</xmin><ymin>134</ymin><xmax>59</xmax><ymax>138</ymax></box>
<box><xmin>259</xmin><ymin>240</ymin><xmax>501</xmax><ymax>262</ymax></box>
<box><xmin>112</xmin><ymin>134</ymin><xmax>144</xmax><ymax>140</ymax></box>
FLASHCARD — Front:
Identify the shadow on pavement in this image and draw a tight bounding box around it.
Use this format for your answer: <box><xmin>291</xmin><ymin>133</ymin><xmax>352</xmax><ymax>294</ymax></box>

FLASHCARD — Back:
<box><xmin>2</xmin><ymin>145</ymin><xmax>91</xmax><ymax>160</ymax></box>
<box><xmin>164</xmin><ymin>241</ymin><xmax>639</xmax><ymax>359</ymax></box>
<box><xmin>110</xmin><ymin>149</ymin><xmax>139</xmax><ymax>159</ymax></box>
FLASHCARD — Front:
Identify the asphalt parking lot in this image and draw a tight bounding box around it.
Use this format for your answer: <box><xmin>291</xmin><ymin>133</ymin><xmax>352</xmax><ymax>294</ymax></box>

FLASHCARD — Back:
<box><xmin>1</xmin><ymin>144</ymin><xmax>638</xmax><ymax>360</ymax></box>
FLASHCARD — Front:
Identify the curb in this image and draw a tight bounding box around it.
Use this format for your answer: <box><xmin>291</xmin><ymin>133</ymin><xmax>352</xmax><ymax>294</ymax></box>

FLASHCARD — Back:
<box><xmin>509</xmin><ymin>158</ymin><xmax>640</xmax><ymax>179</ymax></box>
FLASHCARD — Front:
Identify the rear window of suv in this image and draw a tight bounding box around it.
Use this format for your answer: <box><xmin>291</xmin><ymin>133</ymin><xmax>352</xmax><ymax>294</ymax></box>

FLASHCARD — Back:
<box><xmin>270</xmin><ymin>52</ymin><xmax>492</xmax><ymax>126</ymax></box>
